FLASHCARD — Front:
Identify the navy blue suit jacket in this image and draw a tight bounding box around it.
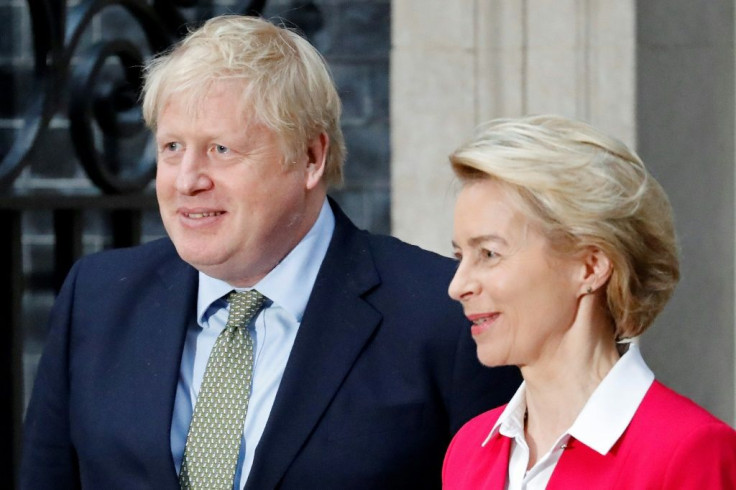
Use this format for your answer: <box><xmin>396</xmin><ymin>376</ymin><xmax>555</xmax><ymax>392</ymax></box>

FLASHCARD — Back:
<box><xmin>21</xmin><ymin>201</ymin><xmax>520</xmax><ymax>489</ymax></box>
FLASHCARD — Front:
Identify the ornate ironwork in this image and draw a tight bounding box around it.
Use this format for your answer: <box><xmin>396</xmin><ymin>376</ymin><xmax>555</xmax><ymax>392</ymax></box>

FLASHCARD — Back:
<box><xmin>2</xmin><ymin>2</ymin><xmax>327</xmax><ymax>485</ymax></box>
<box><xmin>1</xmin><ymin>0</ymin><xmax>307</xmax><ymax>193</ymax></box>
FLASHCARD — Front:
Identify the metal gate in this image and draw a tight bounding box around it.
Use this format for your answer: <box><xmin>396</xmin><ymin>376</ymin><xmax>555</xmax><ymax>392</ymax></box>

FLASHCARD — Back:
<box><xmin>0</xmin><ymin>1</ymin><xmax>324</xmax><ymax>484</ymax></box>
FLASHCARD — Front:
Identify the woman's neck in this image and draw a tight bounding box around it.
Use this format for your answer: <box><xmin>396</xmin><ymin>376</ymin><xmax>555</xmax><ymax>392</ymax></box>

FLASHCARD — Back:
<box><xmin>519</xmin><ymin>318</ymin><xmax>620</xmax><ymax>469</ymax></box>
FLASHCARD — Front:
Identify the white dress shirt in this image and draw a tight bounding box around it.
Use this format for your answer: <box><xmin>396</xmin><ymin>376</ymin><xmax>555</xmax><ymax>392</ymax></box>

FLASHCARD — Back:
<box><xmin>484</xmin><ymin>343</ymin><xmax>655</xmax><ymax>490</ymax></box>
<box><xmin>170</xmin><ymin>199</ymin><xmax>335</xmax><ymax>489</ymax></box>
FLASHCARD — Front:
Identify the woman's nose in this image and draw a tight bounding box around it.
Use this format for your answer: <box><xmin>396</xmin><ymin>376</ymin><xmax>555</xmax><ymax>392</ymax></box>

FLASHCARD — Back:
<box><xmin>448</xmin><ymin>260</ymin><xmax>479</xmax><ymax>302</ymax></box>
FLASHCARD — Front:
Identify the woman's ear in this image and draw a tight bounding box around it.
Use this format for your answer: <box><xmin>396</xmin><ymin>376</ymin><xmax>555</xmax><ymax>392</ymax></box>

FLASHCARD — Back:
<box><xmin>580</xmin><ymin>246</ymin><xmax>612</xmax><ymax>296</ymax></box>
<box><xmin>304</xmin><ymin>132</ymin><xmax>328</xmax><ymax>190</ymax></box>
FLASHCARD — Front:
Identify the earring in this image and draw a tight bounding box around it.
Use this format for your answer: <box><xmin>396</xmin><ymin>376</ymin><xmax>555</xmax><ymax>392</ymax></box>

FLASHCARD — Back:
<box><xmin>586</xmin><ymin>286</ymin><xmax>593</xmax><ymax>294</ymax></box>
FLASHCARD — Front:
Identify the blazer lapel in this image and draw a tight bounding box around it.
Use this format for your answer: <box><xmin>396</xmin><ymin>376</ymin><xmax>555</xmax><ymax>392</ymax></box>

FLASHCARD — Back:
<box><xmin>547</xmin><ymin>438</ymin><xmax>618</xmax><ymax>489</ymax></box>
<box><xmin>486</xmin><ymin>436</ymin><xmax>513</xmax><ymax>489</ymax></box>
<box><xmin>246</xmin><ymin>202</ymin><xmax>381</xmax><ymax>489</ymax></box>
<box><xmin>137</xmin><ymin>248</ymin><xmax>199</xmax><ymax>485</ymax></box>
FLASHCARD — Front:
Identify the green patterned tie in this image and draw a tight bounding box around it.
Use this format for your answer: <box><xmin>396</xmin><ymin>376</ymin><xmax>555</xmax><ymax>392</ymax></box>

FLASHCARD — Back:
<box><xmin>179</xmin><ymin>290</ymin><xmax>266</xmax><ymax>490</ymax></box>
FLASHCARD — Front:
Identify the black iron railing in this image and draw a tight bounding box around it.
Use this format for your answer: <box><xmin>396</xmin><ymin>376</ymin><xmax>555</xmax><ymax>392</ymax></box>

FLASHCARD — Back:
<box><xmin>1</xmin><ymin>0</ymin><xmax>324</xmax><ymax>484</ymax></box>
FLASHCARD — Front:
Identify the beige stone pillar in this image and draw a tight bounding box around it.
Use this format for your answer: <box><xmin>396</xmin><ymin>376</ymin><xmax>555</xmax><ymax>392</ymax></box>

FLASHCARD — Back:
<box><xmin>391</xmin><ymin>0</ymin><xmax>478</xmax><ymax>254</ymax></box>
<box><xmin>392</xmin><ymin>0</ymin><xmax>635</xmax><ymax>256</ymax></box>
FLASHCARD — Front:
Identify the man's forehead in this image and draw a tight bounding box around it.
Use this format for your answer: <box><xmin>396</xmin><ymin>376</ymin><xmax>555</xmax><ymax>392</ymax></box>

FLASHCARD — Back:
<box><xmin>161</xmin><ymin>78</ymin><xmax>254</xmax><ymax>115</ymax></box>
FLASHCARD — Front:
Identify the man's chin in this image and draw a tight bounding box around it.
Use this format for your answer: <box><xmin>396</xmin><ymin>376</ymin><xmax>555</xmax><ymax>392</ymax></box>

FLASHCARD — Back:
<box><xmin>173</xmin><ymin>244</ymin><xmax>227</xmax><ymax>271</ymax></box>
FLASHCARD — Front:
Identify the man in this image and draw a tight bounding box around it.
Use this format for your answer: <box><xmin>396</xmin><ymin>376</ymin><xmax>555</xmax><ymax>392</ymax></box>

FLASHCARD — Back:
<box><xmin>21</xmin><ymin>15</ymin><xmax>520</xmax><ymax>489</ymax></box>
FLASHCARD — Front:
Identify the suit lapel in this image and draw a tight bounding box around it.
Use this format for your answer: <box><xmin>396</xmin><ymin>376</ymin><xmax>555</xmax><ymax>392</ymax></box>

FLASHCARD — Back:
<box><xmin>137</xmin><ymin>247</ymin><xmax>199</xmax><ymax>485</ymax></box>
<box><xmin>246</xmin><ymin>202</ymin><xmax>381</xmax><ymax>489</ymax></box>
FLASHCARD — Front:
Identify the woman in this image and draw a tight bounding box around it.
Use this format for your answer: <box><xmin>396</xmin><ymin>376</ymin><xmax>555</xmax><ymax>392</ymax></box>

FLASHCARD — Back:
<box><xmin>443</xmin><ymin>115</ymin><xmax>736</xmax><ymax>489</ymax></box>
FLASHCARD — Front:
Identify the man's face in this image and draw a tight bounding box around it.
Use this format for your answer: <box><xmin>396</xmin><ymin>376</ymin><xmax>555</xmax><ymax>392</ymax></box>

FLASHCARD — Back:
<box><xmin>155</xmin><ymin>80</ymin><xmax>324</xmax><ymax>287</ymax></box>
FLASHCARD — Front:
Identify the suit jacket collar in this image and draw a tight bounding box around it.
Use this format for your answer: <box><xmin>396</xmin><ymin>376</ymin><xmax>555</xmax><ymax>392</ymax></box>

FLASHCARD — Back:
<box><xmin>246</xmin><ymin>198</ymin><xmax>382</xmax><ymax>489</ymax></box>
<box><xmin>149</xmin><ymin>246</ymin><xmax>199</xmax><ymax>485</ymax></box>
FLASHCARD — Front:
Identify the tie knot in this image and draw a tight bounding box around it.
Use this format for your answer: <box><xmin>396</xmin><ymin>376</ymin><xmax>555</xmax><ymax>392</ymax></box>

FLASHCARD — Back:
<box><xmin>226</xmin><ymin>290</ymin><xmax>266</xmax><ymax>329</ymax></box>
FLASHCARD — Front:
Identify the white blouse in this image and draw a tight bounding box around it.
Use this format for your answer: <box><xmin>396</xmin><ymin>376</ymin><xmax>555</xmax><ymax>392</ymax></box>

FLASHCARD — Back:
<box><xmin>482</xmin><ymin>343</ymin><xmax>655</xmax><ymax>490</ymax></box>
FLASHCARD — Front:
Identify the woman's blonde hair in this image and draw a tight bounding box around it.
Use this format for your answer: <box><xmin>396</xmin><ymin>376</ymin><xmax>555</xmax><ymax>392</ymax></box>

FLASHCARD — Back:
<box><xmin>142</xmin><ymin>15</ymin><xmax>345</xmax><ymax>186</ymax></box>
<box><xmin>450</xmin><ymin>115</ymin><xmax>679</xmax><ymax>339</ymax></box>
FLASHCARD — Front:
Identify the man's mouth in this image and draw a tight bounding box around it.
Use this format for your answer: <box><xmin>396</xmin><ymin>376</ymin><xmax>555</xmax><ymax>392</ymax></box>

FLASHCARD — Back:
<box><xmin>185</xmin><ymin>211</ymin><xmax>225</xmax><ymax>219</ymax></box>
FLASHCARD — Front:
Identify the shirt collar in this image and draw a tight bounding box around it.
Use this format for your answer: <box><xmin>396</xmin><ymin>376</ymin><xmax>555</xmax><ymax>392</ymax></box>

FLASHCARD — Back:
<box><xmin>484</xmin><ymin>381</ymin><xmax>528</xmax><ymax>446</ymax></box>
<box><xmin>568</xmin><ymin>343</ymin><xmax>654</xmax><ymax>454</ymax></box>
<box><xmin>482</xmin><ymin>343</ymin><xmax>654</xmax><ymax>455</ymax></box>
<box><xmin>196</xmin><ymin>198</ymin><xmax>335</xmax><ymax>325</ymax></box>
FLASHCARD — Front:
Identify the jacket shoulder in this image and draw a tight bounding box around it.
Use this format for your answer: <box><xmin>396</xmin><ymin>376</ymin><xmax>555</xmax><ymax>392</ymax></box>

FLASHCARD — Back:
<box><xmin>69</xmin><ymin>237</ymin><xmax>186</xmax><ymax>289</ymax></box>
<box><xmin>75</xmin><ymin>237</ymin><xmax>177</xmax><ymax>270</ymax></box>
<box><xmin>614</xmin><ymin>381</ymin><xmax>736</xmax><ymax>487</ymax></box>
<box><xmin>78</xmin><ymin>237</ymin><xmax>176</xmax><ymax>266</ymax></box>
<box><xmin>637</xmin><ymin>381</ymin><xmax>735</xmax><ymax>433</ymax></box>
<box><xmin>363</xmin><ymin>231</ymin><xmax>457</xmax><ymax>278</ymax></box>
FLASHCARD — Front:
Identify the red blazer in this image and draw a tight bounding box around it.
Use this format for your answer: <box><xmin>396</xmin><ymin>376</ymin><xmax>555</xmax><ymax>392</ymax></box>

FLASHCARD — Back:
<box><xmin>443</xmin><ymin>381</ymin><xmax>736</xmax><ymax>489</ymax></box>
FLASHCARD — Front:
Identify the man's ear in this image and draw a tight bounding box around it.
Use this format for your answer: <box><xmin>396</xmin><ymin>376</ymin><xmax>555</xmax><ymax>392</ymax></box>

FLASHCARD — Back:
<box><xmin>579</xmin><ymin>246</ymin><xmax>613</xmax><ymax>296</ymax></box>
<box><xmin>304</xmin><ymin>132</ymin><xmax>328</xmax><ymax>190</ymax></box>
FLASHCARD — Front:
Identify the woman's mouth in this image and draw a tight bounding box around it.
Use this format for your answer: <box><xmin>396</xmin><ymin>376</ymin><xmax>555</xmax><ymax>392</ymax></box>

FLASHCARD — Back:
<box><xmin>468</xmin><ymin>313</ymin><xmax>499</xmax><ymax>336</ymax></box>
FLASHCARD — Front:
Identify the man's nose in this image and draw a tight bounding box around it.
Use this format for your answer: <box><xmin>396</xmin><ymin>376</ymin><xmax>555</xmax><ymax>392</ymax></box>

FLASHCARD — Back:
<box><xmin>176</xmin><ymin>150</ymin><xmax>213</xmax><ymax>195</ymax></box>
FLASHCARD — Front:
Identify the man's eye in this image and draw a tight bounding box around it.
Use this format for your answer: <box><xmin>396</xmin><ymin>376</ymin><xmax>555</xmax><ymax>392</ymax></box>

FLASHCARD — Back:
<box><xmin>164</xmin><ymin>142</ymin><xmax>180</xmax><ymax>151</ymax></box>
<box><xmin>215</xmin><ymin>145</ymin><xmax>229</xmax><ymax>154</ymax></box>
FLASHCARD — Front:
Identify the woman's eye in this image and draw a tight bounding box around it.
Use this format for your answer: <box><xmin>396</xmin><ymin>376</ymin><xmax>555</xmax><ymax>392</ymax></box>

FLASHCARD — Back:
<box><xmin>482</xmin><ymin>249</ymin><xmax>497</xmax><ymax>259</ymax></box>
<box><xmin>164</xmin><ymin>142</ymin><xmax>180</xmax><ymax>151</ymax></box>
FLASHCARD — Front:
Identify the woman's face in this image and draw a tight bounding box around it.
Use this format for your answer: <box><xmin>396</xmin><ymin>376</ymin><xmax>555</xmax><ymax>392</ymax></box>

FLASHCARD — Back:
<box><xmin>449</xmin><ymin>179</ymin><xmax>584</xmax><ymax>368</ymax></box>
